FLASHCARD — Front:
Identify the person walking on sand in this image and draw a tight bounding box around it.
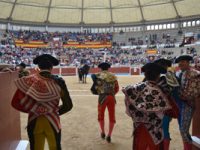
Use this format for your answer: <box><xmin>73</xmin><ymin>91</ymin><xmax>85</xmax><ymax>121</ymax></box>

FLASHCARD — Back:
<box><xmin>91</xmin><ymin>62</ymin><xmax>119</xmax><ymax>143</ymax></box>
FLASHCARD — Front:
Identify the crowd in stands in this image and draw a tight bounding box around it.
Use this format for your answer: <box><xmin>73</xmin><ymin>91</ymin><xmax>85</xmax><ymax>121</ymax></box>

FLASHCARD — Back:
<box><xmin>7</xmin><ymin>30</ymin><xmax>112</xmax><ymax>44</ymax></box>
<box><xmin>114</xmin><ymin>33</ymin><xmax>178</xmax><ymax>48</ymax></box>
<box><xmin>0</xmin><ymin>30</ymin><xmax>199</xmax><ymax>68</ymax></box>
<box><xmin>1</xmin><ymin>30</ymin><xmax>180</xmax><ymax>48</ymax></box>
<box><xmin>0</xmin><ymin>46</ymin><xmax>184</xmax><ymax>67</ymax></box>
<box><xmin>2</xmin><ymin>29</ymin><xmax>200</xmax><ymax>48</ymax></box>
<box><xmin>0</xmin><ymin>31</ymin><xmax>15</xmax><ymax>46</ymax></box>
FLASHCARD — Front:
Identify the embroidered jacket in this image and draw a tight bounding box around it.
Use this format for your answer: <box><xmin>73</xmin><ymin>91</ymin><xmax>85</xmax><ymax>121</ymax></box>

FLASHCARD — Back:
<box><xmin>94</xmin><ymin>71</ymin><xmax>119</xmax><ymax>104</ymax></box>
<box><xmin>176</xmin><ymin>68</ymin><xmax>200</xmax><ymax>105</ymax></box>
<box><xmin>122</xmin><ymin>81</ymin><xmax>171</xmax><ymax>144</ymax></box>
<box><xmin>157</xmin><ymin>71</ymin><xmax>179</xmax><ymax>118</ymax></box>
<box><xmin>12</xmin><ymin>71</ymin><xmax>73</xmax><ymax>132</ymax></box>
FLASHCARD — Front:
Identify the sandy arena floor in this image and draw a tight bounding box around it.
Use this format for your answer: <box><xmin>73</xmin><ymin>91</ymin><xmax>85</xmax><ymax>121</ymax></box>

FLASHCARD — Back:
<box><xmin>20</xmin><ymin>75</ymin><xmax>185</xmax><ymax>150</ymax></box>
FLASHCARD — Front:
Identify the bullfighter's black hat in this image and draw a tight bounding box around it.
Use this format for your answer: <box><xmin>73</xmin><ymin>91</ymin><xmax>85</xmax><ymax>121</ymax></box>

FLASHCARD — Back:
<box><xmin>154</xmin><ymin>58</ymin><xmax>172</xmax><ymax>67</ymax></box>
<box><xmin>18</xmin><ymin>62</ymin><xmax>26</xmax><ymax>68</ymax></box>
<box><xmin>141</xmin><ymin>62</ymin><xmax>167</xmax><ymax>74</ymax></box>
<box><xmin>175</xmin><ymin>55</ymin><xmax>193</xmax><ymax>63</ymax></box>
<box><xmin>98</xmin><ymin>62</ymin><xmax>111</xmax><ymax>70</ymax></box>
<box><xmin>33</xmin><ymin>54</ymin><xmax>59</xmax><ymax>66</ymax></box>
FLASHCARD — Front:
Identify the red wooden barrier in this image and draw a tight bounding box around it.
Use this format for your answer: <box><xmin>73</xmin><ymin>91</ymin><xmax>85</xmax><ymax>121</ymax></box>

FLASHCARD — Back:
<box><xmin>0</xmin><ymin>71</ymin><xmax>21</xmax><ymax>150</ymax></box>
<box><xmin>131</xmin><ymin>67</ymin><xmax>141</xmax><ymax>75</ymax></box>
<box><xmin>109</xmin><ymin>67</ymin><xmax>130</xmax><ymax>74</ymax></box>
<box><xmin>61</xmin><ymin>68</ymin><xmax>76</xmax><ymax>76</ymax></box>
<box><xmin>52</xmin><ymin>68</ymin><xmax>60</xmax><ymax>74</ymax></box>
<box><xmin>89</xmin><ymin>67</ymin><xmax>130</xmax><ymax>74</ymax></box>
<box><xmin>28</xmin><ymin>67</ymin><xmax>139</xmax><ymax>76</ymax></box>
<box><xmin>89</xmin><ymin>68</ymin><xmax>101</xmax><ymax>74</ymax></box>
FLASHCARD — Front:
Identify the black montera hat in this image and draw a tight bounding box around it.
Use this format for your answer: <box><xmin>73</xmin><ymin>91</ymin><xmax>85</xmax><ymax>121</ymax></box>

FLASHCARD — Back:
<box><xmin>18</xmin><ymin>62</ymin><xmax>26</xmax><ymax>68</ymax></box>
<box><xmin>141</xmin><ymin>62</ymin><xmax>167</xmax><ymax>74</ymax></box>
<box><xmin>33</xmin><ymin>54</ymin><xmax>59</xmax><ymax>66</ymax></box>
<box><xmin>98</xmin><ymin>62</ymin><xmax>111</xmax><ymax>70</ymax></box>
<box><xmin>154</xmin><ymin>58</ymin><xmax>172</xmax><ymax>67</ymax></box>
<box><xmin>175</xmin><ymin>55</ymin><xmax>193</xmax><ymax>63</ymax></box>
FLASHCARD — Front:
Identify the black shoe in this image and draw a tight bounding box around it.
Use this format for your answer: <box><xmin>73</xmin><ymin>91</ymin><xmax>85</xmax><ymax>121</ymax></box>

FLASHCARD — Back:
<box><xmin>106</xmin><ymin>136</ymin><xmax>111</xmax><ymax>143</ymax></box>
<box><xmin>101</xmin><ymin>133</ymin><xmax>105</xmax><ymax>139</ymax></box>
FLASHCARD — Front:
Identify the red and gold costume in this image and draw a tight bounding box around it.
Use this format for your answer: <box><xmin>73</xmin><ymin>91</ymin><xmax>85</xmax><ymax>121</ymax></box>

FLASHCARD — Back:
<box><xmin>12</xmin><ymin>71</ymin><xmax>73</xmax><ymax>150</ymax></box>
<box><xmin>92</xmin><ymin>70</ymin><xmax>119</xmax><ymax>142</ymax></box>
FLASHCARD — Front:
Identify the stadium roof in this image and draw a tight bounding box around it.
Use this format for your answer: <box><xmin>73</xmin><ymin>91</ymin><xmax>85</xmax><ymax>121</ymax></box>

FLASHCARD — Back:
<box><xmin>0</xmin><ymin>0</ymin><xmax>200</xmax><ymax>27</ymax></box>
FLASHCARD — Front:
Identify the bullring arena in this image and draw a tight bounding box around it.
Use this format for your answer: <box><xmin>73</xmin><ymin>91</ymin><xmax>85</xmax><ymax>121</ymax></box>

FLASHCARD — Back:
<box><xmin>19</xmin><ymin>75</ymin><xmax>183</xmax><ymax>150</ymax></box>
<box><xmin>1</xmin><ymin>0</ymin><xmax>200</xmax><ymax>149</ymax></box>
<box><xmin>0</xmin><ymin>65</ymin><xmax>199</xmax><ymax>150</ymax></box>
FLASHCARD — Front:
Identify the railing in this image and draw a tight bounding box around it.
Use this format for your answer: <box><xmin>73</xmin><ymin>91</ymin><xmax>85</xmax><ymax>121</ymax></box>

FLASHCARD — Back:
<box><xmin>28</xmin><ymin>66</ymin><xmax>140</xmax><ymax>76</ymax></box>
